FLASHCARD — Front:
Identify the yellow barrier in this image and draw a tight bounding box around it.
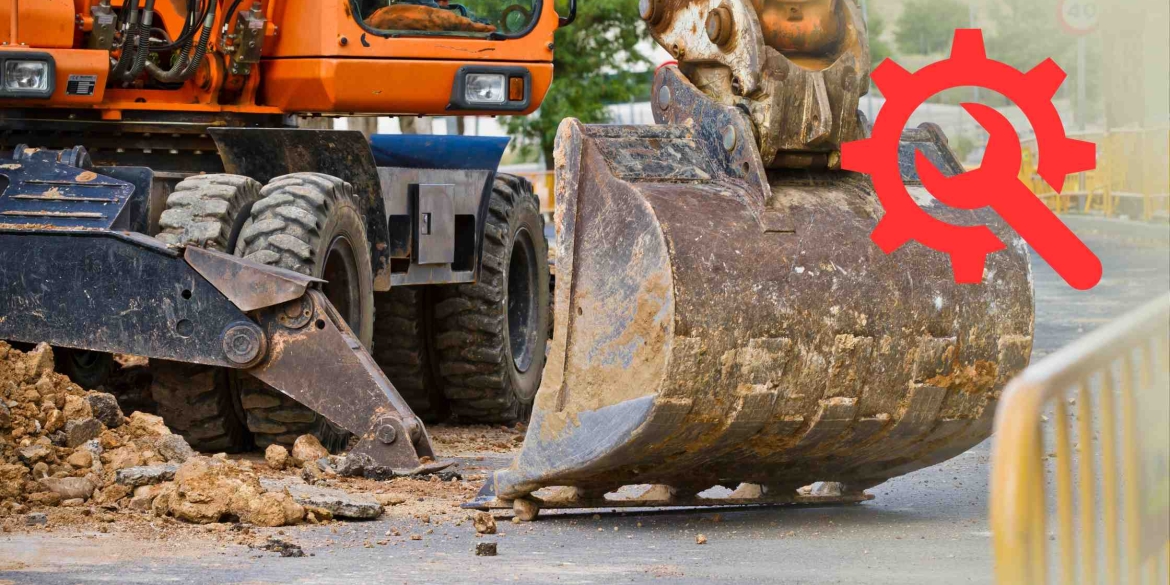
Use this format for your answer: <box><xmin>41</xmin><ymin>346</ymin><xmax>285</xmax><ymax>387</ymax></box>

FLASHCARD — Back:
<box><xmin>1021</xmin><ymin>127</ymin><xmax>1170</xmax><ymax>222</ymax></box>
<box><xmin>991</xmin><ymin>294</ymin><xmax>1170</xmax><ymax>584</ymax></box>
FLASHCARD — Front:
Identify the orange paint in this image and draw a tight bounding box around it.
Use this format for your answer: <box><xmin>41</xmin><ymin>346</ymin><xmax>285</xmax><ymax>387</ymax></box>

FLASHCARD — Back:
<box><xmin>0</xmin><ymin>0</ymin><xmax>560</xmax><ymax>116</ymax></box>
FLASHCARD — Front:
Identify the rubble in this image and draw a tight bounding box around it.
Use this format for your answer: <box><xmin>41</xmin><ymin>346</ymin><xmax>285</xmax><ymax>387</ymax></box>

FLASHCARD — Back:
<box><xmin>156</xmin><ymin>435</ymin><xmax>194</xmax><ymax>463</ymax></box>
<box><xmin>115</xmin><ymin>463</ymin><xmax>178</xmax><ymax>487</ymax></box>
<box><xmin>0</xmin><ymin>342</ymin><xmax>400</xmax><ymax>532</ymax></box>
<box><xmin>274</xmin><ymin>481</ymin><xmax>383</xmax><ymax>520</ymax></box>
<box><xmin>256</xmin><ymin>537</ymin><xmax>307</xmax><ymax>557</ymax></box>
<box><xmin>86</xmin><ymin>393</ymin><xmax>124</xmax><ymax>428</ymax></box>
<box><xmin>291</xmin><ymin>435</ymin><xmax>329</xmax><ymax>467</ymax></box>
<box><xmin>265</xmin><ymin>445</ymin><xmax>289</xmax><ymax>470</ymax></box>
<box><xmin>473</xmin><ymin>511</ymin><xmax>497</xmax><ymax>534</ymax></box>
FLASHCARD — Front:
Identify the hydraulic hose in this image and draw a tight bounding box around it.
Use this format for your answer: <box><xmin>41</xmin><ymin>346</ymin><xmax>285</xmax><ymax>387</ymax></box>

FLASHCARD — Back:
<box><xmin>123</xmin><ymin>0</ymin><xmax>157</xmax><ymax>84</ymax></box>
<box><xmin>109</xmin><ymin>0</ymin><xmax>141</xmax><ymax>80</ymax></box>
<box><xmin>145</xmin><ymin>0</ymin><xmax>216</xmax><ymax>83</ymax></box>
<box><xmin>154</xmin><ymin>0</ymin><xmax>206</xmax><ymax>52</ymax></box>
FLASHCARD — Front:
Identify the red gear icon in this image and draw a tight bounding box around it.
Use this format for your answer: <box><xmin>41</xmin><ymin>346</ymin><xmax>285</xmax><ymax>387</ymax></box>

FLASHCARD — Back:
<box><xmin>842</xmin><ymin>29</ymin><xmax>1100</xmax><ymax>289</ymax></box>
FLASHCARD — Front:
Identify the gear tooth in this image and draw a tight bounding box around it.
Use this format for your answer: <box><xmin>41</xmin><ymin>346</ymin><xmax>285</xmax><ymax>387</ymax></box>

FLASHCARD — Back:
<box><xmin>1064</xmin><ymin>138</ymin><xmax>1098</xmax><ymax>173</ymax></box>
<box><xmin>948</xmin><ymin>249</ymin><xmax>991</xmax><ymax>284</ymax></box>
<box><xmin>840</xmin><ymin>139</ymin><xmax>879</xmax><ymax>173</ymax></box>
<box><xmin>870</xmin><ymin>217</ymin><xmax>911</xmax><ymax>253</ymax></box>
<box><xmin>949</xmin><ymin>29</ymin><xmax>987</xmax><ymax>61</ymax></box>
<box><xmin>1025</xmin><ymin>59</ymin><xmax>1068</xmax><ymax>99</ymax></box>
<box><xmin>870</xmin><ymin>59</ymin><xmax>913</xmax><ymax>91</ymax></box>
<box><xmin>1039</xmin><ymin>138</ymin><xmax>1097</xmax><ymax>188</ymax></box>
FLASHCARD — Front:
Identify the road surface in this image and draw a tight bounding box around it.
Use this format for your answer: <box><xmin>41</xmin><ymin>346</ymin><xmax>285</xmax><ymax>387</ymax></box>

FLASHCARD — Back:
<box><xmin>2</xmin><ymin>217</ymin><xmax>1167</xmax><ymax>585</ymax></box>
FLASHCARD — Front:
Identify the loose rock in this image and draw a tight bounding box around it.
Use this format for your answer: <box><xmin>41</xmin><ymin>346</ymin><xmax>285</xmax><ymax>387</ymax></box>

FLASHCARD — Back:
<box><xmin>115</xmin><ymin>463</ymin><xmax>179</xmax><ymax>488</ymax></box>
<box><xmin>63</xmin><ymin>395</ymin><xmax>93</xmax><ymax>421</ymax></box>
<box><xmin>265</xmin><ymin>445</ymin><xmax>289</xmax><ymax>470</ymax></box>
<box><xmin>475</xmin><ymin>542</ymin><xmax>498</xmax><ymax>556</ymax></box>
<box><xmin>93</xmin><ymin>483</ymin><xmax>132</xmax><ymax>506</ymax></box>
<box><xmin>155</xmin><ymin>435</ymin><xmax>194</xmax><ymax>463</ymax></box>
<box><xmin>24</xmin><ymin>512</ymin><xmax>48</xmax><ymax>526</ymax></box>
<box><xmin>373</xmin><ymin>493</ymin><xmax>406</xmax><ymax>506</ymax></box>
<box><xmin>291</xmin><ymin>435</ymin><xmax>329</xmax><ymax>467</ymax></box>
<box><xmin>64</xmin><ymin>418</ymin><xmax>103</xmax><ymax>448</ymax></box>
<box><xmin>696</xmin><ymin>534</ymin><xmax>708</xmax><ymax>545</ymax></box>
<box><xmin>512</xmin><ymin>498</ymin><xmax>539</xmax><ymax>522</ymax></box>
<box><xmin>17</xmin><ymin>444</ymin><xmax>52</xmax><ymax>464</ymax></box>
<box><xmin>280</xmin><ymin>482</ymin><xmax>382</xmax><ymax>520</ymax></box>
<box><xmin>473</xmin><ymin>511</ymin><xmax>497</xmax><ymax>534</ymax></box>
<box><xmin>38</xmin><ymin>477</ymin><xmax>95</xmax><ymax>501</ymax></box>
<box><xmin>66</xmin><ymin>450</ymin><xmax>93</xmax><ymax>469</ymax></box>
<box><xmin>86</xmin><ymin>393</ymin><xmax>123</xmax><ymax>428</ymax></box>
<box><xmin>257</xmin><ymin>538</ymin><xmax>306</xmax><ymax>557</ymax></box>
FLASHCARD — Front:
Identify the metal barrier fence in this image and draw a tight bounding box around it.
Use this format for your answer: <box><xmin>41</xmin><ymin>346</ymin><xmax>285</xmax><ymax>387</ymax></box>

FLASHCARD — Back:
<box><xmin>1022</xmin><ymin>127</ymin><xmax>1170</xmax><ymax>222</ymax></box>
<box><xmin>991</xmin><ymin>294</ymin><xmax>1170</xmax><ymax>584</ymax></box>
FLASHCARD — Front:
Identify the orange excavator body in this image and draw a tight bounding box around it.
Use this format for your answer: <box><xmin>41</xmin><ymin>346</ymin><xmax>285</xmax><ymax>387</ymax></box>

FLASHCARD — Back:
<box><xmin>0</xmin><ymin>0</ymin><xmax>557</xmax><ymax>116</ymax></box>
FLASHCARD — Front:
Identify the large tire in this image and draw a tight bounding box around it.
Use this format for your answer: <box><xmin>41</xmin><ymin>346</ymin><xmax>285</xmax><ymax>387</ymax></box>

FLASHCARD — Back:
<box><xmin>432</xmin><ymin>174</ymin><xmax>550</xmax><ymax>423</ymax></box>
<box><xmin>149</xmin><ymin>173</ymin><xmax>261</xmax><ymax>452</ymax></box>
<box><xmin>371</xmin><ymin>287</ymin><xmax>449</xmax><ymax>422</ymax></box>
<box><xmin>55</xmin><ymin>348</ymin><xmax>115</xmax><ymax>390</ymax></box>
<box><xmin>237</xmin><ymin>173</ymin><xmax>374</xmax><ymax>452</ymax></box>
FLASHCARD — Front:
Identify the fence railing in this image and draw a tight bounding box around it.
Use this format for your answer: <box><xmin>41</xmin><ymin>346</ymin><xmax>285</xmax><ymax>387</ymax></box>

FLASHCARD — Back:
<box><xmin>991</xmin><ymin>294</ymin><xmax>1170</xmax><ymax>584</ymax></box>
<box><xmin>1022</xmin><ymin>127</ymin><xmax>1170</xmax><ymax>222</ymax></box>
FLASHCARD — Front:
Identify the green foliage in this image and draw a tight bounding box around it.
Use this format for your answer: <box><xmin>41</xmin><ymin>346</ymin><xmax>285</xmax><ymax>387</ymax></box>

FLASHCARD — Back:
<box><xmin>867</xmin><ymin>12</ymin><xmax>893</xmax><ymax>69</ymax></box>
<box><xmin>504</xmin><ymin>0</ymin><xmax>649</xmax><ymax>168</ymax></box>
<box><xmin>894</xmin><ymin>0</ymin><xmax>968</xmax><ymax>55</ymax></box>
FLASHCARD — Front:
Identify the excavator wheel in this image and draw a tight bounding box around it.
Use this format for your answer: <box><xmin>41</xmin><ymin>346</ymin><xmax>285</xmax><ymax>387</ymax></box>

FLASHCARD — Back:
<box><xmin>432</xmin><ymin>174</ymin><xmax>550</xmax><ymax>423</ymax></box>
<box><xmin>372</xmin><ymin>287</ymin><xmax>449</xmax><ymax>422</ymax></box>
<box><xmin>149</xmin><ymin>173</ymin><xmax>262</xmax><ymax>453</ymax></box>
<box><xmin>54</xmin><ymin>348</ymin><xmax>116</xmax><ymax>390</ymax></box>
<box><xmin>237</xmin><ymin>173</ymin><xmax>374</xmax><ymax>452</ymax></box>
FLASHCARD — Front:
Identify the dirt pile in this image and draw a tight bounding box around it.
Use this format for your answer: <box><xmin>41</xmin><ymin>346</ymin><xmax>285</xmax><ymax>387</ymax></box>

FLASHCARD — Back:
<box><xmin>0</xmin><ymin>342</ymin><xmax>392</xmax><ymax>530</ymax></box>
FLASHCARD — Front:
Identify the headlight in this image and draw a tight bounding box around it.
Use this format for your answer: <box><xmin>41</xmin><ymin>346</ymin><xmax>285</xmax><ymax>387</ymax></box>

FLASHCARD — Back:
<box><xmin>464</xmin><ymin>73</ymin><xmax>506</xmax><ymax>105</ymax></box>
<box><xmin>4</xmin><ymin>60</ymin><xmax>50</xmax><ymax>92</ymax></box>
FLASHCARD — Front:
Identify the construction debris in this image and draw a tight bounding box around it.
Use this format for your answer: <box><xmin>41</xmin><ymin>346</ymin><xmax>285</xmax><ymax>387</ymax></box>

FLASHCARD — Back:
<box><xmin>0</xmin><ymin>342</ymin><xmax>391</xmax><ymax>530</ymax></box>
<box><xmin>473</xmin><ymin>510</ymin><xmax>497</xmax><ymax>534</ymax></box>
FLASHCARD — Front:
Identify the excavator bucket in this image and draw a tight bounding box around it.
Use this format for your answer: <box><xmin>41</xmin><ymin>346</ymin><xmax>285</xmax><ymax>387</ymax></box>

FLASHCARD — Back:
<box><xmin>469</xmin><ymin>65</ymin><xmax>1035</xmax><ymax>515</ymax></box>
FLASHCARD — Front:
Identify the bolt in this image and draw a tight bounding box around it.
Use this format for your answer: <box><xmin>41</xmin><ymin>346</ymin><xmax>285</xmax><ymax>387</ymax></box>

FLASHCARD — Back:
<box><xmin>657</xmin><ymin>85</ymin><xmax>672</xmax><ymax>110</ymax></box>
<box><xmin>721</xmin><ymin>125</ymin><xmax>737</xmax><ymax>152</ymax></box>
<box><xmin>338</xmin><ymin>36</ymin><xmax>348</xmax><ymax>46</ymax></box>
<box><xmin>375</xmin><ymin>422</ymin><xmax>398</xmax><ymax>445</ymax></box>
<box><xmin>705</xmin><ymin>6</ymin><xmax>734</xmax><ymax>48</ymax></box>
<box><xmin>222</xmin><ymin>323</ymin><xmax>264</xmax><ymax>366</ymax></box>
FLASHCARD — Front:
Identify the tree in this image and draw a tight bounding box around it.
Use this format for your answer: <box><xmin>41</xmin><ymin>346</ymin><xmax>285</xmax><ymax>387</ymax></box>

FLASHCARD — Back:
<box><xmin>895</xmin><ymin>0</ymin><xmax>969</xmax><ymax>55</ymax></box>
<box><xmin>505</xmin><ymin>0</ymin><xmax>648</xmax><ymax>169</ymax></box>
<box><xmin>867</xmin><ymin>12</ymin><xmax>893</xmax><ymax>69</ymax></box>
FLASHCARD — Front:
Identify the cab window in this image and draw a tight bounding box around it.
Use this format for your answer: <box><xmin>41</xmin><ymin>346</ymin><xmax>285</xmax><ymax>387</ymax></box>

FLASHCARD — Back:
<box><xmin>355</xmin><ymin>0</ymin><xmax>539</xmax><ymax>38</ymax></box>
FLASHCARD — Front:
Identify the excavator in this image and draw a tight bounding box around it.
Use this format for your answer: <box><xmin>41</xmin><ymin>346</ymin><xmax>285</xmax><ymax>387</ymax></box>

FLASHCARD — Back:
<box><xmin>0</xmin><ymin>0</ymin><xmax>1034</xmax><ymax>514</ymax></box>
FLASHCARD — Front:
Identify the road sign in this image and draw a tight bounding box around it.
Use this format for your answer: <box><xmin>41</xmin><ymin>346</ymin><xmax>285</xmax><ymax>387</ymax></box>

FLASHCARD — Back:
<box><xmin>1059</xmin><ymin>0</ymin><xmax>1099</xmax><ymax>35</ymax></box>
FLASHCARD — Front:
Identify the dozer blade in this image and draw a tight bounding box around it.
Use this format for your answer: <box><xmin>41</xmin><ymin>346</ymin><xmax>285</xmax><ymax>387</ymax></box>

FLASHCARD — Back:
<box><xmin>0</xmin><ymin>193</ymin><xmax>442</xmax><ymax>475</ymax></box>
<box><xmin>470</xmin><ymin>67</ymin><xmax>1034</xmax><ymax>515</ymax></box>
